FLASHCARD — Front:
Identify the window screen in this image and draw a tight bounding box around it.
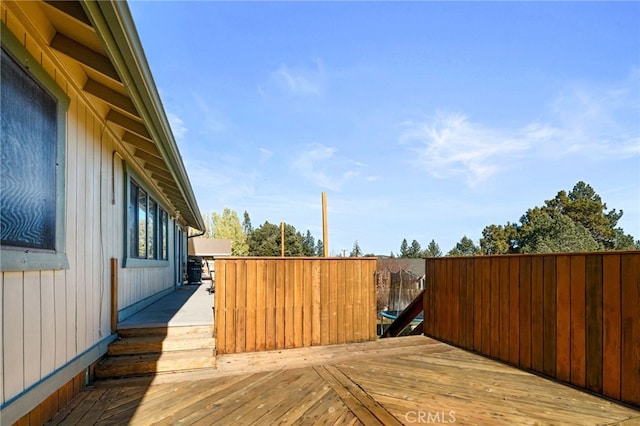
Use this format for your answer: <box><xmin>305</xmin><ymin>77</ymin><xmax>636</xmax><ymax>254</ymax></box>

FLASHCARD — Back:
<box><xmin>1</xmin><ymin>48</ymin><xmax>57</xmax><ymax>250</ymax></box>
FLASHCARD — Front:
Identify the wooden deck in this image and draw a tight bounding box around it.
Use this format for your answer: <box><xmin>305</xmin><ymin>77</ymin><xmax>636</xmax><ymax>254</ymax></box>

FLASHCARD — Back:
<box><xmin>49</xmin><ymin>336</ymin><xmax>639</xmax><ymax>425</ymax></box>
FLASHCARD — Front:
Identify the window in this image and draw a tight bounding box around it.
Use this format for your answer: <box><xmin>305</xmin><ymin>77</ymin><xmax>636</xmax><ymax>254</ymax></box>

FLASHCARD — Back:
<box><xmin>0</xmin><ymin>24</ymin><xmax>69</xmax><ymax>271</ymax></box>
<box><xmin>127</xmin><ymin>180</ymin><xmax>168</xmax><ymax>264</ymax></box>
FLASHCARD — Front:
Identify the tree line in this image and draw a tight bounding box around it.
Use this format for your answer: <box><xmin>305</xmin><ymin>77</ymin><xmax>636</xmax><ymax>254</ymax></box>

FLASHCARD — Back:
<box><xmin>199</xmin><ymin>209</ymin><xmax>323</xmax><ymax>256</ymax></box>
<box><xmin>394</xmin><ymin>181</ymin><xmax>639</xmax><ymax>258</ymax></box>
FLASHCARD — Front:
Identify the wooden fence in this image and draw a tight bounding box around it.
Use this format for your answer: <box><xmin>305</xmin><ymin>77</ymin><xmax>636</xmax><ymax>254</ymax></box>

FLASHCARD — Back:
<box><xmin>424</xmin><ymin>252</ymin><xmax>640</xmax><ymax>408</ymax></box>
<box><xmin>214</xmin><ymin>257</ymin><xmax>377</xmax><ymax>354</ymax></box>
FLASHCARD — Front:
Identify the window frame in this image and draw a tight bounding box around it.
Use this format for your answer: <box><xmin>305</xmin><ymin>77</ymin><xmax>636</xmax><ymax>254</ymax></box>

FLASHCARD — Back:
<box><xmin>124</xmin><ymin>167</ymin><xmax>170</xmax><ymax>268</ymax></box>
<box><xmin>1</xmin><ymin>23</ymin><xmax>69</xmax><ymax>271</ymax></box>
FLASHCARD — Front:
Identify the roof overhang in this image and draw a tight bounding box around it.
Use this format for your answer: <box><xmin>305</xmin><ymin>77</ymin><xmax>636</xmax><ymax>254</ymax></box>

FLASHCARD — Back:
<box><xmin>11</xmin><ymin>0</ymin><xmax>205</xmax><ymax>230</ymax></box>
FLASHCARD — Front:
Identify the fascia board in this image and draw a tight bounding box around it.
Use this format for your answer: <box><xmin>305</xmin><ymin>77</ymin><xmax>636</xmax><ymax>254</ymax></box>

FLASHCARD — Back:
<box><xmin>81</xmin><ymin>0</ymin><xmax>205</xmax><ymax>231</ymax></box>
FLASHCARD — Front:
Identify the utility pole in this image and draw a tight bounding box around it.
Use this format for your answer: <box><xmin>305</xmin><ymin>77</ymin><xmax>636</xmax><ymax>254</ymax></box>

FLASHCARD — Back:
<box><xmin>281</xmin><ymin>221</ymin><xmax>285</xmax><ymax>257</ymax></box>
<box><xmin>322</xmin><ymin>192</ymin><xmax>329</xmax><ymax>257</ymax></box>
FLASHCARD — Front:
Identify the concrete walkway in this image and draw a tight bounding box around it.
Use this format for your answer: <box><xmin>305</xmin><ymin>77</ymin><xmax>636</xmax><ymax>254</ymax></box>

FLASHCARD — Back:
<box><xmin>118</xmin><ymin>283</ymin><xmax>214</xmax><ymax>329</ymax></box>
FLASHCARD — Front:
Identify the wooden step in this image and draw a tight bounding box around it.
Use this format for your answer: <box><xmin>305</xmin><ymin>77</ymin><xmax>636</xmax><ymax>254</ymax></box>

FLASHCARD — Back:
<box><xmin>94</xmin><ymin>348</ymin><xmax>217</xmax><ymax>379</ymax></box>
<box><xmin>117</xmin><ymin>325</ymin><xmax>213</xmax><ymax>338</ymax></box>
<box><xmin>108</xmin><ymin>335</ymin><xmax>216</xmax><ymax>356</ymax></box>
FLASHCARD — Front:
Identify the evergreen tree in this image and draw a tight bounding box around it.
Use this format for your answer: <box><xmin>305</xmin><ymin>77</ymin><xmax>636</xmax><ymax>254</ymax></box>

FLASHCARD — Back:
<box><xmin>399</xmin><ymin>239</ymin><xmax>409</xmax><ymax>258</ymax></box>
<box><xmin>480</xmin><ymin>223</ymin><xmax>518</xmax><ymax>254</ymax></box>
<box><xmin>242</xmin><ymin>211</ymin><xmax>253</xmax><ymax>238</ymax></box>
<box><xmin>424</xmin><ymin>239</ymin><xmax>442</xmax><ymax>257</ymax></box>
<box><xmin>247</xmin><ymin>221</ymin><xmax>280</xmax><ymax>256</ymax></box>
<box><xmin>408</xmin><ymin>240</ymin><xmax>422</xmax><ymax>258</ymax></box>
<box><xmin>447</xmin><ymin>236</ymin><xmax>479</xmax><ymax>256</ymax></box>
<box><xmin>350</xmin><ymin>240</ymin><xmax>363</xmax><ymax>257</ymax></box>
<box><xmin>519</xmin><ymin>212</ymin><xmax>600</xmax><ymax>253</ymax></box>
<box><xmin>302</xmin><ymin>230</ymin><xmax>316</xmax><ymax>256</ymax></box>
<box><xmin>316</xmin><ymin>239</ymin><xmax>324</xmax><ymax>257</ymax></box>
<box><xmin>543</xmin><ymin>181</ymin><xmax>623</xmax><ymax>249</ymax></box>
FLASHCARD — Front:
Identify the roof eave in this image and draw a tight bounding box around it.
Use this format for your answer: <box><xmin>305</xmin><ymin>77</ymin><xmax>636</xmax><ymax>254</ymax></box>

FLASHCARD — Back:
<box><xmin>81</xmin><ymin>0</ymin><xmax>205</xmax><ymax>231</ymax></box>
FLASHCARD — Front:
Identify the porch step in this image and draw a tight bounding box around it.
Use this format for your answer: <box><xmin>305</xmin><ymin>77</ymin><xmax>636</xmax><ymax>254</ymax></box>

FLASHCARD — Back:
<box><xmin>94</xmin><ymin>326</ymin><xmax>216</xmax><ymax>380</ymax></box>
<box><xmin>94</xmin><ymin>349</ymin><xmax>217</xmax><ymax>379</ymax></box>
<box><xmin>117</xmin><ymin>325</ymin><xmax>213</xmax><ymax>338</ymax></box>
<box><xmin>107</xmin><ymin>335</ymin><xmax>217</xmax><ymax>356</ymax></box>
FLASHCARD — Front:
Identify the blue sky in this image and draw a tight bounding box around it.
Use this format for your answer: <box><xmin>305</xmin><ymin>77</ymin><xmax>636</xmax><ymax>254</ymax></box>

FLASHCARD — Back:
<box><xmin>129</xmin><ymin>1</ymin><xmax>640</xmax><ymax>255</ymax></box>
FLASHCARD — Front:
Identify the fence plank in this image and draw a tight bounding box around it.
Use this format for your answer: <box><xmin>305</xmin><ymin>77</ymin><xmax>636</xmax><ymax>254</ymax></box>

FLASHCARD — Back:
<box><xmin>336</xmin><ymin>261</ymin><xmax>346</xmax><ymax>344</ymax></box>
<box><xmin>236</xmin><ymin>259</ymin><xmax>247</xmax><ymax>353</ymax></box>
<box><xmin>490</xmin><ymin>258</ymin><xmax>500</xmax><ymax>358</ymax></box>
<box><xmin>275</xmin><ymin>260</ymin><xmax>286</xmax><ymax>349</ymax></box>
<box><xmin>602</xmin><ymin>254</ymin><xmax>621</xmax><ymax>400</ymax></box>
<box><xmin>303</xmin><ymin>260</ymin><xmax>313</xmax><ymax>347</ymax></box>
<box><xmin>464</xmin><ymin>258</ymin><xmax>475</xmax><ymax>349</ymax></box>
<box><xmin>500</xmin><ymin>257</ymin><xmax>510</xmax><ymax>361</ymax></box>
<box><xmin>255</xmin><ymin>260</ymin><xmax>266</xmax><ymax>351</ymax></box>
<box><xmin>570</xmin><ymin>255</ymin><xmax>586</xmax><ymax>388</ymax></box>
<box><xmin>508</xmin><ymin>257</ymin><xmax>520</xmax><ymax>366</ymax></box>
<box><xmin>556</xmin><ymin>255</ymin><xmax>571</xmax><ymax>382</ymax></box>
<box><xmin>585</xmin><ymin>254</ymin><xmax>603</xmax><ymax>393</ymax></box>
<box><xmin>531</xmin><ymin>256</ymin><xmax>544</xmax><ymax>373</ymax></box>
<box><xmin>224</xmin><ymin>261</ymin><xmax>237</xmax><ymax>354</ymax></box>
<box><xmin>311</xmin><ymin>260</ymin><xmax>322</xmax><ymax>345</ymax></box>
<box><xmin>519</xmin><ymin>256</ymin><xmax>532</xmax><ymax>369</ymax></box>
<box><xmin>265</xmin><ymin>260</ymin><xmax>277</xmax><ymax>351</ymax></box>
<box><xmin>451</xmin><ymin>258</ymin><xmax>460</xmax><ymax>345</ymax></box>
<box><xmin>320</xmin><ymin>260</ymin><xmax>330</xmax><ymax>345</ymax></box>
<box><xmin>344</xmin><ymin>260</ymin><xmax>355</xmax><ymax>343</ymax></box>
<box><xmin>293</xmin><ymin>259</ymin><xmax>304</xmax><ymax>348</ymax></box>
<box><xmin>543</xmin><ymin>255</ymin><xmax>557</xmax><ymax>377</ymax></box>
<box><xmin>329</xmin><ymin>260</ymin><xmax>339</xmax><ymax>344</ymax></box>
<box><xmin>473</xmin><ymin>258</ymin><xmax>482</xmax><ymax>352</ymax></box>
<box><xmin>431</xmin><ymin>261</ymin><xmax>444</xmax><ymax>338</ymax></box>
<box><xmin>245</xmin><ymin>259</ymin><xmax>257</xmax><ymax>353</ymax></box>
<box><xmin>481</xmin><ymin>258</ymin><xmax>492</xmax><ymax>355</ymax></box>
<box><xmin>216</xmin><ymin>260</ymin><xmax>227</xmax><ymax>354</ymax></box>
<box><xmin>621</xmin><ymin>254</ymin><xmax>640</xmax><ymax>406</ymax></box>
<box><xmin>284</xmin><ymin>261</ymin><xmax>295</xmax><ymax>349</ymax></box>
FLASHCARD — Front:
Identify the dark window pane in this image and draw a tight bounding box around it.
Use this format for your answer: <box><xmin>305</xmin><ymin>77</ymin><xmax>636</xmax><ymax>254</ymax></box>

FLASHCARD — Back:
<box><xmin>148</xmin><ymin>198</ymin><xmax>156</xmax><ymax>259</ymax></box>
<box><xmin>138</xmin><ymin>188</ymin><xmax>147</xmax><ymax>258</ymax></box>
<box><xmin>129</xmin><ymin>182</ymin><xmax>138</xmax><ymax>257</ymax></box>
<box><xmin>0</xmin><ymin>48</ymin><xmax>57</xmax><ymax>250</ymax></box>
<box><xmin>161</xmin><ymin>209</ymin><xmax>168</xmax><ymax>260</ymax></box>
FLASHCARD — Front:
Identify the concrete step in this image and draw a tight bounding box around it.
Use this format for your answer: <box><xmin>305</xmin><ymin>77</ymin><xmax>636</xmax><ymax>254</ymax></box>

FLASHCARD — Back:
<box><xmin>94</xmin><ymin>348</ymin><xmax>217</xmax><ymax>379</ymax></box>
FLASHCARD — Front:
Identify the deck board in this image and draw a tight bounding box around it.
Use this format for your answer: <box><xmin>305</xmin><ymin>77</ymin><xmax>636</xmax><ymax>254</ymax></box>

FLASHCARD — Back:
<box><xmin>49</xmin><ymin>336</ymin><xmax>639</xmax><ymax>425</ymax></box>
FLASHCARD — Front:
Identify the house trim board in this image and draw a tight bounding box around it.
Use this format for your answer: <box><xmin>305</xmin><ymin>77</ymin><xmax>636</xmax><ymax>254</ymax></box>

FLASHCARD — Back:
<box><xmin>0</xmin><ymin>334</ymin><xmax>117</xmax><ymax>425</ymax></box>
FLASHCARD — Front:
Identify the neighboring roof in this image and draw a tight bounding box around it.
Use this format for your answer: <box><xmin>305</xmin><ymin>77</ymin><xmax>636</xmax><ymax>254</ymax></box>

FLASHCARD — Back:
<box><xmin>30</xmin><ymin>0</ymin><xmax>204</xmax><ymax>230</ymax></box>
<box><xmin>377</xmin><ymin>258</ymin><xmax>426</xmax><ymax>276</ymax></box>
<box><xmin>188</xmin><ymin>238</ymin><xmax>232</xmax><ymax>257</ymax></box>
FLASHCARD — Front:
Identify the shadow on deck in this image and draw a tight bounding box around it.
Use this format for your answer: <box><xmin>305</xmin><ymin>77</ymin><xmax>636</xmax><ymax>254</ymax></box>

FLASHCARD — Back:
<box><xmin>50</xmin><ymin>336</ymin><xmax>639</xmax><ymax>425</ymax></box>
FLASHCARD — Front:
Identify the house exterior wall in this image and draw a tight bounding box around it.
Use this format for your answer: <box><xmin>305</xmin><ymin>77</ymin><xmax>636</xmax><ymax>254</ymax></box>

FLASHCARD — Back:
<box><xmin>0</xmin><ymin>3</ymin><xmax>187</xmax><ymax>420</ymax></box>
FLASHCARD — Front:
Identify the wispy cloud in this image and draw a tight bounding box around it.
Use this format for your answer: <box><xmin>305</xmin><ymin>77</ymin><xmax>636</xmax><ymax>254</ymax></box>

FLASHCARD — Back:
<box><xmin>268</xmin><ymin>59</ymin><xmax>325</xmax><ymax>96</ymax></box>
<box><xmin>291</xmin><ymin>143</ymin><xmax>362</xmax><ymax>190</ymax></box>
<box><xmin>401</xmin><ymin>71</ymin><xmax>640</xmax><ymax>188</ymax></box>
<box><xmin>259</xmin><ymin>148</ymin><xmax>273</xmax><ymax>164</ymax></box>
<box><xmin>400</xmin><ymin>112</ymin><xmax>531</xmax><ymax>187</ymax></box>
<box><xmin>167</xmin><ymin>112</ymin><xmax>187</xmax><ymax>143</ymax></box>
<box><xmin>192</xmin><ymin>94</ymin><xmax>225</xmax><ymax>134</ymax></box>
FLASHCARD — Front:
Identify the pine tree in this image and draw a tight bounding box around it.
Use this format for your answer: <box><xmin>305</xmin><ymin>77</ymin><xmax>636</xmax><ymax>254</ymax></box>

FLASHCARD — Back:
<box><xmin>424</xmin><ymin>239</ymin><xmax>442</xmax><ymax>257</ymax></box>
<box><xmin>350</xmin><ymin>240</ymin><xmax>363</xmax><ymax>257</ymax></box>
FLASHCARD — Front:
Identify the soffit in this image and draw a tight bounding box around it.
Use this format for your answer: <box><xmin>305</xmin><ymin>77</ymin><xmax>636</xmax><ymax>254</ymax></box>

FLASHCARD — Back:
<box><xmin>27</xmin><ymin>0</ymin><xmax>200</xmax><ymax>228</ymax></box>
